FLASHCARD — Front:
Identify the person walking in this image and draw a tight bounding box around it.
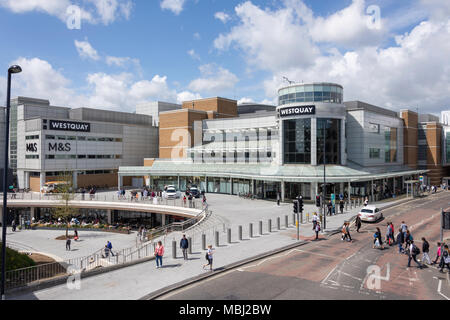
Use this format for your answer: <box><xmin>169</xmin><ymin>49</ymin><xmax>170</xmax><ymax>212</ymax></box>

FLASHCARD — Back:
<box><xmin>327</xmin><ymin>200</ymin><xmax>332</xmax><ymax>216</ymax></box>
<box><xmin>314</xmin><ymin>221</ymin><xmax>321</xmax><ymax>240</ymax></box>
<box><xmin>11</xmin><ymin>219</ymin><xmax>16</xmax><ymax>232</ymax></box>
<box><xmin>106</xmin><ymin>241</ymin><xmax>114</xmax><ymax>257</ymax></box>
<box><xmin>396</xmin><ymin>228</ymin><xmax>405</xmax><ymax>254</ymax></box>
<box><xmin>404</xmin><ymin>230</ymin><xmax>413</xmax><ymax>252</ymax></box>
<box><xmin>439</xmin><ymin>245</ymin><xmax>450</xmax><ymax>273</ymax></box>
<box><xmin>203</xmin><ymin>245</ymin><xmax>214</xmax><ymax>271</ymax></box>
<box><xmin>66</xmin><ymin>237</ymin><xmax>71</xmax><ymax>251</ymax></box>
<box><xmin>312</xmin><ymin>212</ymin><xmax>318</xmax><ymax>230</ymax></box>
<box><xmin>407</xmin><ymin>240</ymin><xmax>423</xmax><ymax>269</ymax></box>
<box><xmin>339</xmin><ymin>200</ymin><xmax>344</xmax><ymax>214</ymax></box>
<box><xmin>421</xmin><ymin>237</ymin><xmax>432</xmax><ymax>265</ymax></box>
<box><xmin>355</xmin><ymin>215</ymin><xmax>362</xmax><ymax>233</ymax></box>
<box><xmin>74</xmin><ymin>229</ymin><xmax>79</xmax><ymax>241</ymax></box>
<box><xmin>364</xmin><ymin>197</ymin><xmax>368</xmax><ymax>206</ymax></box>
<box><xmin>385</xmin><ymin>222</ymin><xmax>393</xmax><ymax>246</ymax></box>
<box><xmin>154</xmin><ymin>241</ymin><xmax>164</xmax><ymax>268</ymax></box>
<box><xmin>180</xmin><ymin>234</ymin><xmax>189</xmax><ymax>261</ymax></box>
<box><xmin>345</xmin><ymin>222</ymin><xmax>352</xmax><ymax>242</ymax></box>
<box><xmin>373</xmin><ymin>227</ymin><xmax>383</xmax><ymax>249</ymax></box>
<box><xmin>433</xmin><ymin>242</ymin><xmax>442</xmax><ymax>264</ymax></box>
<box><xmin>341</xmin><ymin>223</ymin><xmax>347</xmax><ymax>241</ymax></box>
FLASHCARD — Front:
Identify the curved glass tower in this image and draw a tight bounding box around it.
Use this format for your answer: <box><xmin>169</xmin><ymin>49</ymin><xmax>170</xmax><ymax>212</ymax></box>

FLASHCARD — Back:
<box><xmin>277</xmin><ymin>82</ymin><xmax>346</xmax><ymax>166</ymax></box>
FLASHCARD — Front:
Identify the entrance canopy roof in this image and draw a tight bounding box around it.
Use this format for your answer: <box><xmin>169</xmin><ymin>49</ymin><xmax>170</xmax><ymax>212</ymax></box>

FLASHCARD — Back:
<box><xmin>119</xmin><ymin>160</ymin><xmax>428</xmax><ymax>183</ymax></box>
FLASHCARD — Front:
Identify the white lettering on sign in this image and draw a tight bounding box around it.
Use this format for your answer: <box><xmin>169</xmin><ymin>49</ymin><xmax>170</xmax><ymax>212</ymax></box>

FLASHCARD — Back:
<box><xmin>279</xmin><ymin>106</ymin><xmax>315</xmax><ymax>117</ymax></box>
<box><xmin>49</xmin><ymin>120</ymin><xmax>90</xmax><ymax>132</ymax></box>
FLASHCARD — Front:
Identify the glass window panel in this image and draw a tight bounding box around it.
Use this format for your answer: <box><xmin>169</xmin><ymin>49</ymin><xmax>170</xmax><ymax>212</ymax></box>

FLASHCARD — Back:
<box><xmin>304</xmin><ymin>85</ymin><xmax>313</xmax><ymax>92</ymax></box>
<box><xmin>314</xmin><ymin>84</ymin><xmax>323</xmax><ymax>91</ymax></box>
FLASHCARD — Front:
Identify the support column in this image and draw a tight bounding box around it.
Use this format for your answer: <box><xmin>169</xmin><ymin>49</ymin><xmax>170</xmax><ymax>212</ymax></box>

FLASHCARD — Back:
<box><xmin>24</xmin><ymin>171</ymin><xmax>30</xmax><ymax>190</ymax></box>
<box><xmin>30</xmin><ymin>207</ymin><xmax>36</xmax><ymax>221</ymax></box>
<box><xmin>177</xmin><ymin>175</ymin><xmax>180</xmax><ymax>189</ymax></box>
<box><xmin>72</xmin><ymin>171</ymin><xmax>78</xmax><ymax>189</ymax></box>
<box><xmin>339</xmin><ymin>182</ymin><xmax>344</xmax><ymax>196</ymax></box>
<box><xmin>382</xmin><ymin>178</ymin><xmax>386</xmax><ymax>195</ymax></box>
<box><xmin>107</xmin><ymin>209</ymin><xmax>112</xmax><ymax>224</ymax></box>
<box><xmin>393</xmin><ymin>177</ymin><xmax>396</xmax><ymax>195</ymax></box>
<box><xmin>118</xmin><ymin>174</ymin><xmax>123</xmax><ymax>190</ymax></box>
<box><xmin>230</xmin><ymin>177</ymin><xmax>233</xmax><ymax>195</ymax></box>
<box><xmin>40</xmin><ymin>172</ymin><xmax>46</xmax><ymax>191</ymax></box>
<box><xmin>281</xmin><ymin>180</ymin><xmax>285</xmax><ymax>202</ymax></box>
<box><xmin>371</xmin><ymin>180</ymin><xmax>374</xmax><ymax>201</ymax></box>
<box><xmin>348</xmin><ymin>181</ymin><xmax>351</xmax><ymax>199</ymax></box>
<box><xmin>161</xmin><ymin>214</ymin><xmax>166</xmax><ymax>226</ymax></box>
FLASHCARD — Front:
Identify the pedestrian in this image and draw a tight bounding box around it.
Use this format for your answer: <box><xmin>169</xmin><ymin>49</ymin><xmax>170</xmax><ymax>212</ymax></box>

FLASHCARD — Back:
<box><xmin>74</xmin><ymin>229</ymin><xmax>79</xmax><ymax>241</ymax></box>
<box><xmin>404</xmin><ymin>230</ymin><xmax>413</xmax><ymax>251</ymax></box>
<box><xmin>373</xmin><ymin>227</ymin><xmax>383</xmax><ymax>249</ymax></box>
<box><xmin>339</xmin><ymin>200</ymin><xmax>344</xmax><ymax>214</ymax></box>
<box><xmin>439</xmin><ymin>245</ymin><xmax>450</xmax><ymax>273</ymax></box>
<box><xmin>327</xmin><ymin>200</ymin><xmax>332</xmax><ymax>216</ymax></box>
<box><xmin>341</xmin><ymin>223</ymin><xmax>347</xmax><ymax>241</ymax></box>
<box><xmin>66</xmin><ymin>237</ymin><xmax>71</xmax><ymax>251</ymax></box>
<box><xmin>312</xmin><ymin>212</ymin><xmax>318</xmax><ymax>230</ymax></box>
<box><xmin>203</xmin><ymin>245</ymin><xmax>214</xmax><ymax>271</ymax></box>
<box><xmin>396</xmin><ymin>228</ymin><xmax>405</xmax><ymax>254</ymax></box>
<box><xmin>202</xmin><ymin>194</ymin><xmax>207</xmax><ymax>206</ymax></box>
<box><xmin>433</xmin><ymin>242</ymin><xmax>442</xmax><ymax>264</ymax></box>
<box><xmin>142</xmin><ymin>228</ymin><xmax>147</xmax><ymax>242</ymax></box>
<box><xmin>400</xmin><ymin>221</ymin><xmax>408</xmax><ymax>243</ymax></box>
<box><xmin>421</xmin><ymin>237</ymin><xmax>432</xmax><ymax>265</ymax></box>
<box><xmin>407</xmin><ymin>240</ymin><xmax>423</xmax><ymax>269</ymax></box>
<box><xmin>11</xmin><ymin>219</ymin><xmax>16</xmax><ymax>232</ymax></box>
<box><xmin>154</xmin><ymin>241</ymin><xmax>164</xmax><ymax>268</ymax></box>
<box><xmin>364</xmin><ymin>197</ymin><xmax>368</xmax><ymax>206</ymax></box>
<box><xmin>345</xmin><ymin>222</ymin><xmax>352</xmax><ymax>242</ymax></box>
<box><xmin>106</xmin><ymin>241</ymin><xmax>114</xmax><ymax>256</ymax></box>
<box><xmin>103</xmin><ymin>245</ymin><xmax>110</xmax><ymax>258</ymax></box>
<box><xmin>314</xmin><ymin>221</ymin><xmax>321</xmax><ymax>240</ymax></box>
<box><xmin>389</xmin><ymin>222</ymin><xmax>395</xmax><ymax>244</ymax></box>
<box><xmin>355</xmin><ymin>215</ymin><xmax>362</xmax><ymax>233</ymax></box>
<box><xmin>385</xmin><ymin>222</ymin><xmax>393</xmax><ymax>246</ymax></box>
<box><xmin>180</xmin><ymin>234</ymin><xmax>189</xmax><ymax>261</ymax></box>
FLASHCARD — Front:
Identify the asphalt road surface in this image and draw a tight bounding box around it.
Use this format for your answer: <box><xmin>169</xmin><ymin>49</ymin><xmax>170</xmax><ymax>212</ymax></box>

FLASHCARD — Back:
<box><xmin>155</xmin><ymin>192</ymin><xmax>450</xmax><ymax>300</ymax></box>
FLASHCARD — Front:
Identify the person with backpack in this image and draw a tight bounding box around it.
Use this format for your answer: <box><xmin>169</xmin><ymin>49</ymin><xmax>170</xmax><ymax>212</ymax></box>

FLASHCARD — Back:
<box><xmin>421</xmin><ymin>237</ymin><xmax>431</xmax><ymax>265</ymax></box>
<box><xmin>106</xmin><ymin>241</ymin><xmax>114</xmax><ymax>257</ymax></box>
<box><xmin>341</xmin><ymin>223</ymin><xmax>347</xmax><ymax>241</ymax></box>
<box><xmin>407</xmin><ymin>240</ymin><xmax>422</xmax><ymax>269</ymax></box>
<box><xmin>180</xmin><ymin>234</ymin><xmax>189</xmax><ymax>261</ymax></box>
<box><xmin>373</xmin><ymin>227</ymin><xmax>383</xmax><ymax>249</ymax></box>
<box><xmin>203</xmin><ymin>245</ymin><xmax>214</xmax><ymax>271</ymax></box>
<box><xmin>439</xmin><ymin>245</ymin><xmax>450</xmax><ymax>273</ymax></box>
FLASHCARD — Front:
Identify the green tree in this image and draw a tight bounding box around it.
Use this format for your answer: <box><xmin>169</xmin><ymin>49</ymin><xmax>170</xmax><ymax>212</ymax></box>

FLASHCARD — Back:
<box><xmin>52</xmin><ymin>171</ymin><xmax>79</xmax><ymax>239</ymax></box>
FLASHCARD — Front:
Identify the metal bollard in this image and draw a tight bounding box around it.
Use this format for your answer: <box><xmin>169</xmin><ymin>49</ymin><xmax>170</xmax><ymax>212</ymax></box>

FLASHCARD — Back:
<box><xmin>292</xmin><ymin>213</ymin><xmax>296</xmax><ymax>226</ymax></box>
<box><xmin>238</xmin><ymin>225</ymin><xmax>243</xmax><ymax>241</ymax></box>
<box><xmin>202</xmin><ymin>233</ymin><xmax>206</xmax><ymax>250</ymax></box>
<box><xmin>249</xmin><ymin>223</ymin><xmax>253</xmax><ymax>238</ymax></box>
<box><xmin>277</xmin><ymin>217</ymin><xmax>281</xmax><ymax>230</ymax></box>
<box><xmin>227</xmin><ymin>228</ymin><xmax>231</xmax><ymax>244</ymax></box>
<box><xmin>300</xmin><ymin>212</ymin><xmax>303</xmax><ymax>224</ymax></box>
<box><xmin>215</xmin><ymin>231</ymin><xmax>220</xmax><ymax>247</ymax></box>
<box><xmin>268</xmin><ymin>219</ymin><xmax>272</xmax><ymax>233</ymax></box>
<box><xmin>259</xmin><ymin>220</ymin><xmax>263</xmax><ymax>235</ymax></box>
<box><xmin>172</xmin><ymin>240</ymin><xmax>177</xmax><ymax>259</ymax></box>
<box><xmin>188</xmin><ymin>237</ymin><xmax>192</xmax><ymax>254</ymax></box>
<box><xmin>285</xmin><ymin>215</ymin><xmax>289</xmax><ymax>228</ymax></box>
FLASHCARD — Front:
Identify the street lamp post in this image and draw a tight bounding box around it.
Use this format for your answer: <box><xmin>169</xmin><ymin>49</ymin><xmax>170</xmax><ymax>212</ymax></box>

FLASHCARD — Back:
<box><xmin>323</xmin><ymin>121</ymin><xmax>326</xmax><ymax>230</ymax></box>
<box><xmin>1</xmin><ymin>65</ymin><xmax>22</xmax><ymax>300</ymax></box>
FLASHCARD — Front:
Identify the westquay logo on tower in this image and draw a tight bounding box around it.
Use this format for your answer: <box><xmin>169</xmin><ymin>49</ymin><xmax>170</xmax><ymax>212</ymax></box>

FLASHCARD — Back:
<box><xmin>49</xmin><ymin>120</ymin><xmax>91</xmax><ymax>132</ymax></box>
<box><xmin>279</xmin><ymin>105</ymin><xmax>316</xmax><ymax>118</ymax></box>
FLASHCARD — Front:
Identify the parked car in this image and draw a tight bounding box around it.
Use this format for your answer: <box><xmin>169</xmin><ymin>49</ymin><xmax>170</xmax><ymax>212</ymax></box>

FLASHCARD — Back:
<box><xmin>358</xmin><ymin>206</ymin><xmax>383</xmax><ymax>222</ymax></box>
<box><xmin>188</xmin><ymin>185</ymin><xmax>201</xmax><ymax>198</ymax></box>
<box><xmin>163</xmin><ymin>186</ymin><xmax>181</xmax><ymax>199</ymax></box>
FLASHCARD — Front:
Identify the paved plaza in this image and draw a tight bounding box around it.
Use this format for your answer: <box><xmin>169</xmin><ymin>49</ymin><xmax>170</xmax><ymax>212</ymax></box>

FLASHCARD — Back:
<box><xmin>5</xmin><ymin>191</ymin><xmax>419</xmax><ymax>300</ymax></box>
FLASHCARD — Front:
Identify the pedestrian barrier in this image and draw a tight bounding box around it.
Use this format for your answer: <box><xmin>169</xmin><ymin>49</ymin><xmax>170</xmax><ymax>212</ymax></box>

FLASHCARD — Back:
<box><xmin>268</xmin><ymin>219</ymin><xmax>272</xmax><ymax>233</ymax></box>
<box><xmin>227</xmin><ymin>228</ymin><xmax>232</xmax><ymax>244</ymax></box>
<box><xmin>215</xmin><ymin>231</ymin><xmax>220</xmax><ymax>247</ymax></box>
<box><xmin>277</xmin><ymin>217</ymin><xmax>280</xmax><ymax>230</ymax></box>
<box><xmin>238</xmin><ymin>226</ymin><xmax>242</xmax><ymax>241</ymax></box>
<box><xmin>249</xmin><ymin>223</ymin><xmax>253</xmax><ymax>238</ymax></box>
<box><xmin>172</xmin><ymin>240</ymin><xmax>177</xmax><ymax>259</ymax></box>
<box><xmin>259</xmin><ymin>221</ymin><xmax>263</xmax><ymax>235</ymax></box>
<box><xmin>285</xmin><ymin>215</ymin><xmax>288</xmax><ymax>229</ymax></box>
<box><xmin>188</xmin><ymin>237</ymin><xmax>192</xmax><ymax>254</ymax></box>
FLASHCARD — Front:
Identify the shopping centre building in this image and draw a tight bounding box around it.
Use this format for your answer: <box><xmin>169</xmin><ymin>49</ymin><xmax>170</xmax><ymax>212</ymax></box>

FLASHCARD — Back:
<box><xmin>10</xmin><ymin>97</ymin><xmax>159</xmax><ymax>192</ymax></box>
<box><xmin>118</xmin><ymin>82</ymin><xmax>449</xmax><ymax>201</ymax></box>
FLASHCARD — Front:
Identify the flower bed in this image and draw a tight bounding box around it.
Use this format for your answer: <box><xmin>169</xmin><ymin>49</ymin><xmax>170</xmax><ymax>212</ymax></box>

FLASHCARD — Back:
<box><xmin>31</xmin><ymin>224</ymin><xmax>131</xmax><ymax>234</ymax></box>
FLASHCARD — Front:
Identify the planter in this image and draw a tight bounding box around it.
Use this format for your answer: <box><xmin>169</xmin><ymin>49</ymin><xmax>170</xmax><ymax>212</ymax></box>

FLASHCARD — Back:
<box><xmin>33</xmin><ymin>227</ymin><xmax>131</xmax><ymax>234</ymax></box>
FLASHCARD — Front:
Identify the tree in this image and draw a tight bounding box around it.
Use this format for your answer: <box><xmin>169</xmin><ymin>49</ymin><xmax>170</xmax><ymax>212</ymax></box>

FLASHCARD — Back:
<box><xmin>52</xmin><ymin>171</ymin><xmax>79</xmax><ymax>239</ymax></box>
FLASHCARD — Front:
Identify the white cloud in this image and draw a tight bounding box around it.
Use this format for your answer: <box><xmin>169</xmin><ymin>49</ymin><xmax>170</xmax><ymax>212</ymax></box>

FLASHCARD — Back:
<box><xmin>193</xmin><ymin>32</ymin><xmax>201</xmax><ymax>40</ymax></box>
<box><xmin>0</xmin><ymin>0</ymin><xmax>132</xmax><ymax>25</ymax></box>
<box><xmin>1</xmin><ymin>57</ymin><xmax>204</xmax><ymax>113</ymax></box>
<box><xmin>187</xmin><ymin>49</ymin><xmax>200</xmax><ymax>60</ymax></box>
<box><xmin>188</xmin><ymin>64</ymin><xmax>239</xmax><ymax>94</ymax></box>
<box><xmin>214</xmin><ymin>11</ymin><xmax>230</xmax><ymax>24</ymax></box>
<box><xmin>237</xmin><ymin>97</ymin><xmax>254</xmax><ymax>104</ymax></box>
<box><xmin>176</xmin><ymin>91</ymin><xmax>202</xmax><ymax>104</ymax></box>
<box><xmin>106</xmin><ymin>56</ymin><xmax>141</xmax><ymax>70</ymax></box>
<box><xmin>214</xmin><ymin>1</ymin><xmax>319</xmax><ymax>72</ymax></box>
<box><xmin>74</xmin><ymin>40</ymin><xmax>101</xmax><ymax>61</ymax></box>
<box><xmin>160</xmin><ymin>0</ymin><xmax>186</xmax><ymax>15</ymax></box>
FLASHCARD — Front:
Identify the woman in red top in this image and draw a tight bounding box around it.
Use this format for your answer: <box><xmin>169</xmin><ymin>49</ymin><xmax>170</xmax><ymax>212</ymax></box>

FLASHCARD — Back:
<box><xmin>155</xmin><ymin>241</ymin><xmax>164</xmax><ymax>268</ymax></box>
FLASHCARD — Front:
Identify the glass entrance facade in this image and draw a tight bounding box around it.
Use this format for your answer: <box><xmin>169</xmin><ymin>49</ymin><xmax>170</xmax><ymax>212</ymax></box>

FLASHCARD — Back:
<box><xmin>283</xmin><ymin>118</ymin><xmax>311</xmax><ymax>164</ymax></box>
<box><xmin>317</xmin><ymin>118</ymin><xmax>341</xmax><ymax>165</ymax></box>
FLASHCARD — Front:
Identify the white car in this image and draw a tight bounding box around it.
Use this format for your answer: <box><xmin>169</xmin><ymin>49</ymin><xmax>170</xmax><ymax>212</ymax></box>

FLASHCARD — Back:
<box><xmin>358</xmin><ymin>206</ymin><xmax>383</xmax><ymax>222</ymax></box>
<box><xmin>164</xmin><ymin>187</ymin><xmax>181</xmax><ymax>199</ymax></box>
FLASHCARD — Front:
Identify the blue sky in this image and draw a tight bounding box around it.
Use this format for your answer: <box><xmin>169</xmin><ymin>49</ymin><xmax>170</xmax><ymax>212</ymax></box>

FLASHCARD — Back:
<box><xmin>0</xmin><ymin>0</ymin><xmax>448</xmax><ymax>114</ymax></box>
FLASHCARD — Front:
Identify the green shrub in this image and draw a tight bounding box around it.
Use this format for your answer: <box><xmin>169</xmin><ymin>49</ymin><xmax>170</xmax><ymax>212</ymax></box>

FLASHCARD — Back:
<box><xmin>0</xmin><ymin>243</ymin><xmax>36</xmax><ymax>272</ymax></box>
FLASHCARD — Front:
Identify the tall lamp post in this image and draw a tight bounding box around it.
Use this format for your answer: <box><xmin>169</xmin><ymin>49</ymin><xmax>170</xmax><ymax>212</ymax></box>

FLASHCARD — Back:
<box><xmin>1</xmin><ymin>65</ymin><xmax>22</xmax><ymax>300</ymax></box>
<box><xmin>322</xmin><ymin>119</ymin><xmax>332</xmax><ymax>230</ymax></box>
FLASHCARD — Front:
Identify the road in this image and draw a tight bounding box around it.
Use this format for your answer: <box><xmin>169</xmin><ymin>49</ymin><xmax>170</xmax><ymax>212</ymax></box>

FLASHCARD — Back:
<box><xmin>156</xmin><ymin>192</ymin><xmax>450</xmax><ymax>300</ymax></box>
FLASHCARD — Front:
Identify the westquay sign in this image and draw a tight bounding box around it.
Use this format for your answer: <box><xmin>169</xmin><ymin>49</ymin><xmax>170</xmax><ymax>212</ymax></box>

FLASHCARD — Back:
<box><xmin>279</xmin><ymin>105</ymin><xmax>316</xmax><ymax>118</ymax></box>
<box><xmin>49</xmin><ymin>120</ymin><xmax>90</xmax><ymax>132</ymax></box>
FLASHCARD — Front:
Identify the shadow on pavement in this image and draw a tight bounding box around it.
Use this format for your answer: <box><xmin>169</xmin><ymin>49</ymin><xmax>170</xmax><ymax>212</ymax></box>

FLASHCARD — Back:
<box><xmin>161</xmin><ymin>264</ymin><xmax>182</xmax><ymax>268</ymax></box>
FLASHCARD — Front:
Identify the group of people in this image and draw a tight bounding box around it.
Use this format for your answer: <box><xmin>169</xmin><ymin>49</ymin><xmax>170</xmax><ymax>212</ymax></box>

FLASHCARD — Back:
<box><xmin>117</xmin><ymin>188</ymin><xmax>159</xmax><ymax>201</ymax></box>
<box><xmin>153</xmin><ymin>234</ymin><xmax>214</xmax><ymax>271</ymax></box>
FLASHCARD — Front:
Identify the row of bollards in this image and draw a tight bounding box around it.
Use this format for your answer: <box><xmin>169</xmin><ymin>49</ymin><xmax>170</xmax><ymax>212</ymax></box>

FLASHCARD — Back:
<box><xmin>170</xmin><ymin>214</ymin><xmax>298</xmax><ymax>258</ymax></box>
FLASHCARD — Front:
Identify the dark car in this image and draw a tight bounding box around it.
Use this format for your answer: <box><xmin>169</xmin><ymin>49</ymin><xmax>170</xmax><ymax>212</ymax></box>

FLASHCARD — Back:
<box><xmin>188</xmin><ymin>186</ymin><xmax>201</xmax><ymax>198</ymax></box>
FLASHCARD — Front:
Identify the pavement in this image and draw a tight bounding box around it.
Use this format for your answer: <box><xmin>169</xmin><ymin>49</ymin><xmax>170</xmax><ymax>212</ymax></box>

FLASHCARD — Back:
<box><xmin>5</xmin><ymin>191</ymin><xmax>428</xmax><ymax>300</ymax></box>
